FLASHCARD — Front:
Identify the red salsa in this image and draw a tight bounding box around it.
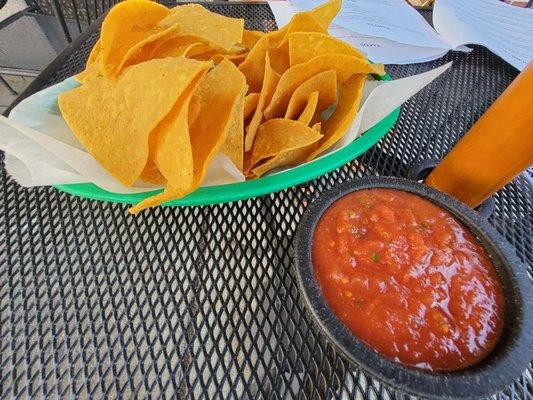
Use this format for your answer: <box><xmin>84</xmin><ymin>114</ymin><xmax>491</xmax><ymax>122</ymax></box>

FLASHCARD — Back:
<box><xmin>313</xmin><ymin>189</ymin><xmax>504</xmax><ymax>371</ymax></box>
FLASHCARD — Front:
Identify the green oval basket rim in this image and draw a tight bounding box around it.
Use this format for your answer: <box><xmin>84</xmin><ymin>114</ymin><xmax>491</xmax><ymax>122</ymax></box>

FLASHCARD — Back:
<box><xmin>54</xmin><ymin>73</ymin><xmax>399</xmax><ymax>207</ymax></box>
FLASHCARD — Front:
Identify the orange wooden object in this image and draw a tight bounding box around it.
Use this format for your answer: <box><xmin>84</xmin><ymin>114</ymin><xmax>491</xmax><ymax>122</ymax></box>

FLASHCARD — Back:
<box><xmin>426</xmin><ymin>62</ymin><xmax>533</xmax><ymax>208</ymax></box>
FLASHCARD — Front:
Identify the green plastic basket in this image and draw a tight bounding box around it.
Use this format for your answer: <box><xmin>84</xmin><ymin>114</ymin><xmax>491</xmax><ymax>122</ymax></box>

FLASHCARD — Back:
<box><xmin>55</xmin><ymin>74</ymin><xmax>399</xmax><ymax>207</ymax></box>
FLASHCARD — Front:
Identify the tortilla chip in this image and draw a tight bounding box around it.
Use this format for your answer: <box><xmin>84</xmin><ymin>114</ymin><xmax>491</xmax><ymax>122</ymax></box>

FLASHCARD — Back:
<box><xmin>284</xmin><ymin>69</ymin><xmax>337</xmax><ymax>120</ymax></box>
<box><xmin>264</xmin><ymin>54</ymin><xmax>383</xmax><ymax>119</ymax></box>
<box><xmin>140</xmin><ymin>118</ymin><xmax>165</xmax><ymax>185</ymax></box>
<box><xmin>210</xmin><ymin>51</ymin><xmax>249</xmax><ymax>66</ymax></box>
<box><xmin>119</xmin><ymin>26</ymin><xmax>245</xmax><ymax>68</ymax></box>
<box><xmin>275</xmin><ymin>13</ymin><xmax>326</xmax><ymax>53</ymax></box>
<box><xmin>151</xmin><ymin>87</ymin><xmax>197</xmax><ymax>189</ymax></box>
<box><xmin>59</xmin><ymin>58</ymin><xmax>212</xmax><ymax>186</ymax></box>
<box><xmin>157</xmin><ymin>4</ymin><xmax>244</xmax><ymax>52</ymax></box>
<box><xmin>308</xmin><ymin>0</ymin><xmax>341</xmax><ymax>31</ymax></box>
<box><xmin>123</xmin><ymin>34</ymin><xmax>188</xmax><ymax>62</ymax></box>
<box><xmin>87</xmin><ymin>39</ymin><xmax>100</xmax><ymax>67</ymax></box>
<box><xmin>245</xmin><ymin>53</ymin><xmax>281</xmax><ymax>152</ymax></box>
<box><xmin>307</xmin><ymin>73</ymin><xmax>366</xmax><ymax>160</ymax></box>
<box><xmin>298</xmin><ymin>91</ymin><xmax>319</xmax><ymax>126</ymax></box>
<box><xmin>275</xmin><ymin>0</ymin><xmax>340</xmax><ymax>51</ymax></box>
<box><xmin>142</xmin><ymin>34</ymin><xmax>195</xmax><ymax>57</ymax></box>
<box><xmin>312</xmin><ymin>122</ymin><xmax>322</xmax><ymax>133</ymax></box>
<box><xmin>75</xmin><ymin>56</ymin><xmax>102</xmax><ymax>84</ymax></box>
<box><xmin>260</xmin><ymin>29</ymin><xmax>285</xmax><ymax>52</ymax></box>
<box><xmin>188</xmin><ymin>59</ymin><xmax>247</xmax><ymax>187</ymax></box>
<box><xmin>250</xmin><ymin>119</ymin><xmax>321</xmax><ymax>166</ymax></box>
<box><xmin>130</xmin><ymin>71</ymin><xmax>208</xmax><ymax>213</ymax></box>
<box><xmin>244</xmin><ymin>93</ymin><xmax>260</xmax><ymax>120</ymax></box>
<box><xmin>181</xmin><ymin>42</ymin><xmax>211</xmax><ymax>58</ymax></box>
<box><xmin>251</xmin><ymin>146</ymin><xmax>313</xmax><ymax>178</ymax></box>
<box><xmin>221</xmin><ymin>83</ymin><xmax>247</xmax><ymax>171</ymax></box>
<box><xmin>151</xmin><ymin>97</ymin><xmax>194</xmax><ymax>191</ymax></box>
<box><xmin>132</xmin><ymin>100</ymin><xmax>195</xmax><ymax>211</ymax></box>
<box><xmin>77</xmin><ymin>41</ymin><xmax>103</xmax><ymax>84</ymax></box>
<box><xmin>289</xmin><ymin>32</ymin><xmax>366</xmax><ymax>67</ymax></box>
<box><xmin>228</xmin><ymin>52</ymin><xmax>250</xmax><ymax>65</ymax></box>
<box><xmin>140</xmin><ymin>162</ymin><xmax>166</xmax><ymax>185</ymax></box>
<box><xmin>229</xmin><ymin>52</ymin><xmax>250</xmax><ymax>66</ymax></box>
<box><xmin>117</xmin><ymin>24</ymin><xmax>179</xmax><ymax>73</ymax></box>
<box><xmin>249</xmin><ymin>119</ymin><xmax>322</xmax><ymax>177</ymax></box>
<box><xmin>114</xmin><ymin>5</ymin><xmax>245</xmax><ymax>65</ymax></box>
<box><xmin>241</xmin><ymin>29</ymin><xmax>264</xmax><ymax>49</ymax></box>
<box><xmin>267</xmin><ymin>47</ymin><xmax>290</xmax><ymax>75</ymax></box>
<box><xmin>238</xmin><ymin>36</ymin><xmax>270</xmax><ymax>93</ymax></box>
<box><xmin>99</xmin><ymin>0</ymin><xmax>170</xmax><ymax>78</ymax></box>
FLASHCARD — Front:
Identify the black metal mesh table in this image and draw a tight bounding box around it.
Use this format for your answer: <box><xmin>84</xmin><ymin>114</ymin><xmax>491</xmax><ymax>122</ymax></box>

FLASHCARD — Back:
<box><xmin>1</xmin><ymin>3</ymin><xmax>532</xmax><ymax>399</ymax></box>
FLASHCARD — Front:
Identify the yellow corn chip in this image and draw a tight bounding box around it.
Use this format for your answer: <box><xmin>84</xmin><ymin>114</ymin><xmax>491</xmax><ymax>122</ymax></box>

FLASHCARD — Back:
<box><xmin>284</xmin><ymin>69</ymin><xmax>337</xmax><ymax>120</ymax></box>
<box><xmin>132</xmin><ymin>102</ymin><xmax>195</xmax><ymax>211</ymax></box>
<box><xmin>140</xmin><ymin>140</ymin><xmax>166</xmax><ymax>185</ymax></box>
<box><xmin>244</xmin><ymin>93</ymin><xmax>260</xmax><ymax>120</ymax></box>
<box><xmin>249</xmin><ymin>119</ymin><xmax>323</xmax><ymax>177</ymax></box>
<box><xmin>181</xmin><ymin>42</ymin><xmax>211</xmax><ymax>58</ymax></box>
<box><xmin>188</xmin><ymin>59</ymin><xmax>247</xmax><ymax>187</ymax></box>
<box><xmin>75</xmin><ymin>55</ymin><xmax>102</xmax><ymax>84</ymax></box>
<box><xmin>245</xmin><ymin>53</ymin><xmax>281</xmax><ymax>152</ymax></box>
<box><xmin>307</xmin><ymin>0</ymin><xmax>341</xmax><ymax>31</ymax></box>
<box><xmin>298</xmin><ymin>91</ymin><xmax>319</xmax><ymax>126</ymax></box>
<box><xmin>130</xmin><ymin>72</ymin><xmax>208</xmax><ymax>213</ymax></box>
<box><xmin>276</xmin><ymin>13</ymin><xmax>326</xmax><ymax>53</ymax></box>
<box><xmin>251</xmin><ymin>146</ymin><xmax>314</xmax><ymax>178</ymax></box>
<box><xmin>264</xmin><ymin>54</ymin><xmax>383</xmax><ymax>119</ymax></box>
<box><xmin>59</xmin><ymin>58</ymin><xmax>212</xmax><ymax>186</ymax></box>
<box><xmin>307</xmin><ymin>73</ymin><xmax>366</xmax><ymax>160</ymax></box>
<box><xmin>140</xmin><ymin>157</ymin><xmax>166</xmax><ymax>184</ymax></box>
<box><xmin>250</xmin><ymin>119</ymin><xmax>321</xmax><ymax>166</ymax></box>
<box><xmin>152</xmin><ymin>35</ymin><xmax>243</xmax><ymax>60</ymax></box>
<box><xmin>275</xmin><ymin>0</ymin><xmax>340</xmax><ymax>51</ymax></box>
<box><xmin>99</xmin><ymin>0</ymin><xmax>170</xmax><ymax>78</ymax></box>
<box><xmin>121</xmin><ymin>34</ymin><xmax>189</xmax><ymax>63</ymax></box>
<box><xmin>157</xmin><ymin>4</ymin><xmax>244</xmax><ymax>52</ymax></box>
<box><xmin>62</xmin><ymin>0</ymin><xmax>389</xmax><ymax>210</ymax></box>
<box><xmin>141</xmin><ymin>35</ymin><xmax>201</xmax><ymax>58</ymax></box>
<box><xmin>110</xmin><ymin>3</ymin><xmax>244</xmax><ymax>69</ymax></box>
<box><xmin>221</xmin><ymin>83</ymin><xmax>247</xmax><ymax>171</ymax></box>
<box><xmin>87</xmin><ymin>39</ymin><xmax>100</xmax><ymax>67</ymax></box>
<box><xmin>238</xmin><ymin>36</ymin><xmax>270</xmax><ymax>93</ymax></box>
<box><xmin>289</xmin><ymin>32</ymin><xmax>366</xmax><ymax>67</ymax></box>
<box><xmin>241</xmin><ymin>29</ymin><xmax>264</xmax><ymax>49</ymax></box>
<box><xmin>151</xmin><ymin>101</ymin><xmax>194</xmax><ymax>192</ymax></box>
<box><xmin>267</xmin><ymin>47</ymin><xmax>290</xmax><ymax>75</ymax></box>
<box><xmin>76</xmin><ymin>39</ymin><xmax>103</xmax><ymax>83</ymax></box>
<box><xmin>117</xmin><ymin>24</ymin><xmax>179</xmax><ymax>73</ymax></box>
<box><xmin>210</xmin><ymin>51</ymin><xmax>249</xmax><ymax>66</ymax></box>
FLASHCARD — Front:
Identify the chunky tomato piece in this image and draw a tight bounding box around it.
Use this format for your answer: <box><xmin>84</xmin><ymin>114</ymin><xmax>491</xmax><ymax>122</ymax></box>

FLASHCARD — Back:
<box><xmin>312</xmin><ymin>189</ymin><xmax>504</xmax><ymax>371</ymax></box>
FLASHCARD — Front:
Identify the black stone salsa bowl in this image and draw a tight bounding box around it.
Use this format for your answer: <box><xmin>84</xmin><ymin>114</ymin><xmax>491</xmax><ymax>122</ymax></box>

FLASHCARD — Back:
<box><xmin>294</xmin><ymin>177</ymin><xmax>532</xmax><ymax>399</ymax></box>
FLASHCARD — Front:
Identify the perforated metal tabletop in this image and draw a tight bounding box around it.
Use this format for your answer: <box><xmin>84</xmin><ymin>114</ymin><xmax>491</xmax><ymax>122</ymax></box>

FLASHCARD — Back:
<box><xmin>1</xmin><ymin>3</ymin><xmax>532</xmax><ymax>399</ymax></box>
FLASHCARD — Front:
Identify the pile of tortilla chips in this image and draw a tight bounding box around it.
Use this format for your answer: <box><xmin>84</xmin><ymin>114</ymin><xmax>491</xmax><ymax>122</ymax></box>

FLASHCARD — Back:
<box><xmin>58</xmin><ymin>0</ymin><xmax>384</xmax><ymax>213</ymax></box>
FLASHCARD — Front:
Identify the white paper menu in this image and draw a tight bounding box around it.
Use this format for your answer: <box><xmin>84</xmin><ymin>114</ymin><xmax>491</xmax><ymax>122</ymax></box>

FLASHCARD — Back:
<box><xmin>434</xmin><ymin>0</ymin><xmax>533</xmax><ymax>70</ymax></box>
<box><xmin>272</xmin><ymin>0</ymin><xmax>532</xmax><ymax>69</ymax></box>
<box><xmin>269</xmin><ymin>0</ymin><xmax>462</xmax><ymax>64</ymax></box>
<box><xmin>304</xmin><ymin>0</ymin><xmax>450</xmax><ymax>49</ymax></box>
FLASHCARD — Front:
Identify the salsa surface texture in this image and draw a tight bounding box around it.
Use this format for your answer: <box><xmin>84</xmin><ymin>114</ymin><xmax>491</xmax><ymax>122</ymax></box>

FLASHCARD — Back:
<box><xmin>312</xmin><ymin>189</ymin><xmax>504</xmax><ymax>371</ymax></box>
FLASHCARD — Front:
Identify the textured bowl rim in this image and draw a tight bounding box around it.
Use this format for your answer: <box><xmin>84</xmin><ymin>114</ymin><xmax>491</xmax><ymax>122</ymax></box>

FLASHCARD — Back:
<box><xmin>294</xmin><ymin>176</ymin><xmax>533</xmax><ymax>399</ymax></box>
